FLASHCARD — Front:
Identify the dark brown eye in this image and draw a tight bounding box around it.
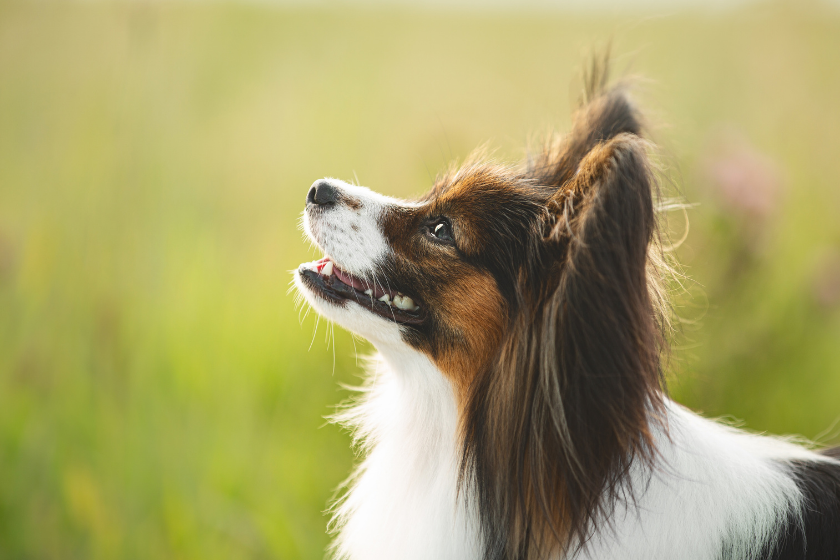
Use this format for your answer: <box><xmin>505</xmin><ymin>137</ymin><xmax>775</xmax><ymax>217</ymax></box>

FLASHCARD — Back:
<box><xmin>428</xmin><ymin>219</ymin><xmax>454</xmax><ymax>244</ymax></box>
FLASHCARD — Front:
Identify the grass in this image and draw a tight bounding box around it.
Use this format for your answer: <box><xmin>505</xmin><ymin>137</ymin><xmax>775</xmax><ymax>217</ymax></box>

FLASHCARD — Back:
<box><xmin>1</xmin><ymin>1</ymin><xmax>839</xmax><ymax>558</ymax></box>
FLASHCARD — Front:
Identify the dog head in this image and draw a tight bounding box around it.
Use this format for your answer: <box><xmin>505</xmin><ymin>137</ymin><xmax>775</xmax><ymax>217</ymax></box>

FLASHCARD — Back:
<box><xmin>296</xmin><ymin>164</ymin><xmax>546</xmax><ymax>394</ymax></box>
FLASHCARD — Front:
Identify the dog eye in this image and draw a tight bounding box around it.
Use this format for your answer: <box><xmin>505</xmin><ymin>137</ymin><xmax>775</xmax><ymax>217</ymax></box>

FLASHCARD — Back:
<box><xmin>429</xmin><ymin>220</ymin><xmax>454</xmax><ymax>244</ymax></box>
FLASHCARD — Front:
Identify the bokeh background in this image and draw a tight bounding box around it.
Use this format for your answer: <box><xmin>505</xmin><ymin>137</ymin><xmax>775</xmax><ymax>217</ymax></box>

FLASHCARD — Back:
<box><xmin>2</xmin><ymin>0</ymin><xmax>840</xmax><ymax>557</ymax></box>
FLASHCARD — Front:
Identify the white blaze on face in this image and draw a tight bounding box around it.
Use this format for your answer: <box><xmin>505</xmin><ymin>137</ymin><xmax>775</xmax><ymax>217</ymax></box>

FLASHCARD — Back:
<box><xmin>301</xmin><ymin>178</ymin><xmax>399</xmax><ymax>280</ymax></box>
<box><xmin>296</xmin><ymin>178</ymin><xmax>417</xmax><ymax>346</ymax></box>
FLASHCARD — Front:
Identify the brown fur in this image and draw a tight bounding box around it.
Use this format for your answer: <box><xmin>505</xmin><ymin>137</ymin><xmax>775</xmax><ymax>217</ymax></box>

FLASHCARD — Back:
<box><xmin>380</xmin><ymin>169</ymin><xmax>530</xmax><ymax>398</ymax></box>
<box><xmin>341</xmin><ymin>193</ymin><xmax>362</xmax><ymax>210</ymax></box>
<box><xmin>373</xmin><ymin>58</ymin><xmax>667</xmax><ymax>559</ymax></box>
<box><xmin>457</xmin><ymin>68</ymin><xmax>666</xmax><ymax>559</ymax></box>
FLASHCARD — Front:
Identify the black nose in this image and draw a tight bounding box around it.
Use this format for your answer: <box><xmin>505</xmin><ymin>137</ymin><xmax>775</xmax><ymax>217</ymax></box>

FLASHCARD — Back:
<box><xmin>307</xmin><ymin>180</ymin><xmax>338</xmax><ymax>206</ymax></box>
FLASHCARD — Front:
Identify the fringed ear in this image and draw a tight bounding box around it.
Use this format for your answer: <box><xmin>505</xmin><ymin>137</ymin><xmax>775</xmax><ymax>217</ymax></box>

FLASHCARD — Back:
<box><xmin>545</xmin><ymin>131</ymin><xmax>665</xmax><ymax>472</ymax></box>
<box><xmin>527</xmin><ymin>57</ymin><xmax>643</xmax><ymax>191</ymax></box>
<box><xmin>462</xmin><ymin>90</ymin><xmax>666</xmax><ymax>560</ymax></box>
<box><xmin>543</xmin><ymin>129</ymin><xmax>665</xmax><ymax>551</ymax></box>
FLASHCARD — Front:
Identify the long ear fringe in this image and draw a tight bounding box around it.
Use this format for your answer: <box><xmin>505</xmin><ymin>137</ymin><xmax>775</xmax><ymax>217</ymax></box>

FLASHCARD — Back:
<box><xmin>526</xmin><ymin>53</ymin><xmax>643</xmax><ymax>195</ymax></box>
<box><xmin>461</xmin><ymin>61</ymin><xmax>674</xmax><ymax>560</ymax></box>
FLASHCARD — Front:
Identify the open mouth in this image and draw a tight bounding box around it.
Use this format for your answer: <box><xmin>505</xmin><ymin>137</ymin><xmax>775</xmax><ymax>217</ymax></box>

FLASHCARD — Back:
<box><xmin>298</xmin><ymin>257</ymin><xmax>425</xmax><ymax>325</ymax></box>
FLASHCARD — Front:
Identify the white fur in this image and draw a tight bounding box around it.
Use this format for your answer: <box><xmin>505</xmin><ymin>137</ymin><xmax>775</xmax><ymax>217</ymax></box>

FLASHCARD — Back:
<box><xmin>295</xmin><ymin>179</ymin><xmax>834</xmax><ymax>560</ymax></box>
<box><xmin>303</xmin><ymin>178</ymin><xmax>406</xmax><ymax>281</ymax></box>
<box><xmin>297</xmin><ymin>180</ymin><xmax>481</xmax><ymax>559</ymax></box>
<box><xmin>329</xmin><ymin>348</ymin><xmax>482</xmax><ymax>560</ymax></box>
<box><xmin>327</xmin><ymin>359</ymin><xmax>830</xmax><ymax>560</ymax></box>
<box><xmin>297</xmin><ymin>178</ymin><xmax>419</xmax><ymax>345</ymax></box>
<box><xmin>577</xmin><ymin>402</ymin><xmax>818</xmax><ymax>560</ymax></box>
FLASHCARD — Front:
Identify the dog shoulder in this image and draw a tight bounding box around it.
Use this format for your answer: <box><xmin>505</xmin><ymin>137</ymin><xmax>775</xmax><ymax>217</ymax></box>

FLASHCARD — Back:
<box><xmin>765</xmin><ymin>451</ymin><xmax>840</xmax><ymax>560</ymax></box>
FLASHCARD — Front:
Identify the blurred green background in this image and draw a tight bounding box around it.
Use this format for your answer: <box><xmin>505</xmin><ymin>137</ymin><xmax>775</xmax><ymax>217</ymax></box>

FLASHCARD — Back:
<box><xmin>1</xmin><ymin>0</ymin><xmax>840</xmax><ymax>558</ymax></box>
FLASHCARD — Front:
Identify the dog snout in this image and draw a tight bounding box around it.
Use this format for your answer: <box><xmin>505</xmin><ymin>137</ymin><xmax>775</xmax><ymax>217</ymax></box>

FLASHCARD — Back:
<box><xmin>307</xmin><ymin>180</ymin><xmax>339</xmax><ymax>207</ymax></box>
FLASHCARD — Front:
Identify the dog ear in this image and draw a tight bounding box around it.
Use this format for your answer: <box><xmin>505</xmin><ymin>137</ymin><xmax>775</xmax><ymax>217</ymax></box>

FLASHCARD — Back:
<box><xmin>537</xmin><ymin>131</ymin><xmax>665</xmax><ymax>551</ymax></box>
<box><xmin>543</xmin><ymin>131</ymin><xmax>664</xmax><ymax>459</ymax></box>
<box><xmin>527</xmin><ymin>62</ymin><xmax>643</xmax><ymax>192</ymax></box>
<box><xmin>461</xmin><ymin>88</ymin><xmax>666</xmax><ymax>560</ymax></box>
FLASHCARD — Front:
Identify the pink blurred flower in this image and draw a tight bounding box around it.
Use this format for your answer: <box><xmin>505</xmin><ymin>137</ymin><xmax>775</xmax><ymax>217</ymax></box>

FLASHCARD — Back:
<box><xmin>701</xmin><ymin>129</ymin><xmax>784</xmax><ymax>222</ymax></box>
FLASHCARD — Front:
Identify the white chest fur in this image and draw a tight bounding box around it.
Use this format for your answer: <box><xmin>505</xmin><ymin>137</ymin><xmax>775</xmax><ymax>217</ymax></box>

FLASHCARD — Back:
<box><xmin>329</xmin><ymin>349</ymin><xmax>824</xmax><ymax>560</ymax></box>
<box><xmin>329</xmin><ymin>349</ymin><xmax>482</xmax><ymax>560</ymax></box>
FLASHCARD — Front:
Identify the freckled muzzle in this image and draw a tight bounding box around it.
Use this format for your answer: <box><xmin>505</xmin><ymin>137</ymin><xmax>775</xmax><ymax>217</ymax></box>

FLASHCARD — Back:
<box><xmin>298</xmin><ymin>257</ymin><xmax>425</xmax><ymax>325</ymax></box>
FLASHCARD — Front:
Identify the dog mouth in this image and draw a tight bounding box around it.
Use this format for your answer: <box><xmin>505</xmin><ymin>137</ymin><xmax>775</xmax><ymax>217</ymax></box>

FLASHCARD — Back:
<box><xmin>298</xmin><ymin>257</ymin><xmax>425</xmax><ymax>325</ymax></box>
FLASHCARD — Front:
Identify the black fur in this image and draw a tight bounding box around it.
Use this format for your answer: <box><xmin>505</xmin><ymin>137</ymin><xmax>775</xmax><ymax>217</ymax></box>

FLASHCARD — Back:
<box><xmin>760</xmin><ymin>450</ymin><xmax>840</xmax><ymax>560</ymax></box>
<box><xmin>461</xmin><ymin>60</ymin><xmax>666</xmax><ymax>560</ymax></box>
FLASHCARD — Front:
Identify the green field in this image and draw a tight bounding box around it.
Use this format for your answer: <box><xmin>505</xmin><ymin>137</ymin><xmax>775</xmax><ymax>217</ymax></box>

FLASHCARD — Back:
<box><xmin>1</xmin><ymin>1</ymin><xmax>839</xmax><ymax>558</ymax></box>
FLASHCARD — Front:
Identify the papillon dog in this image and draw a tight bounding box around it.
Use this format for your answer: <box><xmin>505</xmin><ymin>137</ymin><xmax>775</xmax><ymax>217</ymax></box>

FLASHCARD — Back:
<box><xmin>293</xmin><ymin>63</ymin><xmax>840</xmax><ymax>560</ymax></box>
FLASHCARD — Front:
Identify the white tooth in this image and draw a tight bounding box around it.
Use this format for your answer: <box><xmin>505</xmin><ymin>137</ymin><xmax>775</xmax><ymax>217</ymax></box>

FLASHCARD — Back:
<box><xmin>378</xmin><ymin>294</ymin><xmax>391</xmax><ymax>305</ymax></box>
<box><xmin>364</xmin><ymin>289</ymin><xmax>373</xmax><ymax>296</ymax></box>
<box><xmin>395</xmin><ymin>296</ymin><xmax>418</xmax><ymax>311</ymax></box>
<box><xmin>321</xmin><ymin>261</ymin><xmax>333</xmax><ymax>276</ymax></box>
<box><xmin>392</xmin><ymin>295</ymin><xmax>404</xmax><ymax>306</ymax></box>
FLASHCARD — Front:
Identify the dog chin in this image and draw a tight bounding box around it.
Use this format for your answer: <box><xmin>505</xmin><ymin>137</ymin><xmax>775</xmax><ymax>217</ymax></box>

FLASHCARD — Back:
<box><xmin>294</xmin><ymin>270</ymin><xmax>405</xmax><ymax>346</ymax></box>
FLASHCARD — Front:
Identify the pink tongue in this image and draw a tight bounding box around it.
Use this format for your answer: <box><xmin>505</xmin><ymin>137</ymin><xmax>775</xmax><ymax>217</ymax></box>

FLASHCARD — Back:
<box><xmin>334</xmin><ymin>266</ymin><xmax>390</xmax><ymax>298</ymax></box>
